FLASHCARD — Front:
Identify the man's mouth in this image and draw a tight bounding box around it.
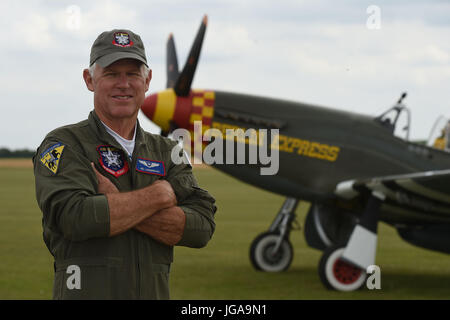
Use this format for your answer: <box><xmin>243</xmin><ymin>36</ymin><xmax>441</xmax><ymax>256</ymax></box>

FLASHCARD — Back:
<box><xmin>112</xmin><ymin>95</ymin><xmax>133</xmax><ymax>100</ymax></box>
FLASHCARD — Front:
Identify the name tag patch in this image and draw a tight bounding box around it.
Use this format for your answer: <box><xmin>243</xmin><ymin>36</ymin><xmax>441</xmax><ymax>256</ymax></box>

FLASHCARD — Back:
<box><xmin>136</xmin><ymin>158</ymin><xmax>165</xmax><ymax>176</ymax></box>
<box><xmin>97</xmin><ymin>145</ymin><xmax>129</xmax><ymax>177</ymax></box>
<box><xmin>40</xmin><ymin>142</ymin><xmax>65</xmax><ymax>174</ymax></box>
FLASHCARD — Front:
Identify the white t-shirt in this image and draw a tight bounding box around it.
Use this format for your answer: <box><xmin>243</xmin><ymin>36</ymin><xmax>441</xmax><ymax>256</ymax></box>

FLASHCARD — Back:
<box><xmin>101</xmin><ymin>121</ymin><xmax>136</xmax><ymax>158</ymax></box>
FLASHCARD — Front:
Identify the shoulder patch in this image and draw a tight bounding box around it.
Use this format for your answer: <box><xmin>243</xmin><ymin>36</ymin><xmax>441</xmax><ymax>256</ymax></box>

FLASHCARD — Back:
<box><xmin>136</xmin><ymin>158</ymin><xmax>165</xmax><ymax>176</ymax></box>
<box><xmin>40</xmin><ymin>142</ymin><xmax>65</xmax><ymax>174</ymax></box>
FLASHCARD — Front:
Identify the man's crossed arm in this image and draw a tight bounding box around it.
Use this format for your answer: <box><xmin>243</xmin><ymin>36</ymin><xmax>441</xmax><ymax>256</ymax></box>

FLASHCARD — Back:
<box><xmin>91</xmin><ymin>163</ymin><xmax>186</xmax><ymax>246</ymax></box>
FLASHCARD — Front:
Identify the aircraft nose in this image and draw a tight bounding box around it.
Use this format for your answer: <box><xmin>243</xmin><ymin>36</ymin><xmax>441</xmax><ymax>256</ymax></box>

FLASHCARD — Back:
<box><xmin>141</xmin><ymin>89</ymin><xmax>215</xmax><ymax>136</ymax></box>
<box><xmin>141</xmin><ymin>89</ymin><xmax>178</xmax><ymax>133</ymax></box>
<box><xmin>141</xmin><ymin>92</ymin><xmax>157</xmax><ymax>121</ymax></box>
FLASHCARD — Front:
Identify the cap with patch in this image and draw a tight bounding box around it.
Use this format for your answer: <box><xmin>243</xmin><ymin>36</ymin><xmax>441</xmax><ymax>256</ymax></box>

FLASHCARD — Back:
<box><xmin>90</xmin><ymin>29</ymin><xmax>148</xmax><ymax>68</ymax></box>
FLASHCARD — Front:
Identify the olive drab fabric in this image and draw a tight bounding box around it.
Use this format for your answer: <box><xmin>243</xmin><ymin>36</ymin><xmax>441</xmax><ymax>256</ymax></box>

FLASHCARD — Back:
<box><xmin>33</xmin><ymin>111</ymin><xmax>216</xmax><ymax>299</ymax></box>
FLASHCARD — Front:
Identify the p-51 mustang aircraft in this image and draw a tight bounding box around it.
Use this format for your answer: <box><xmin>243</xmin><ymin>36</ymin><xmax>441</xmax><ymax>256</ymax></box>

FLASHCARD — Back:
<box><xmin>141</xmin><ymin>16</ymin><xmax>450</xmax><ymax>291</ymax></box>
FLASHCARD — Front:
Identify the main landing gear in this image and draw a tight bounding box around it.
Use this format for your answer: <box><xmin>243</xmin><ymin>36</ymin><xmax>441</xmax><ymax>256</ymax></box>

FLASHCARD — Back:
<box><xmin>318</xmin><ymin>245</ymin><xmax>366</xmax><ymax>291</ymax></box>
<box><xmin>317</xmin><ymin>192</ymin><xmax>384</xmax><ymax>291</ymax></box>
<box><xmin>249</xmin><ymin>191</ymin><xmax>384</xmax><ymax>293</ymax></box>
<box><xmin>249</xmin><ymin>197</ymin><xmax>300</xmax><ymax>272</ymax></box>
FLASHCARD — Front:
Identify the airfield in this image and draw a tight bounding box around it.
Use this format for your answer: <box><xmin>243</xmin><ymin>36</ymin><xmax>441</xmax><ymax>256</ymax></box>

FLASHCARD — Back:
<box><xmin>1</xmin><ymin>159</ymin><xmax>449</xmax><ymax>299</ymax></box>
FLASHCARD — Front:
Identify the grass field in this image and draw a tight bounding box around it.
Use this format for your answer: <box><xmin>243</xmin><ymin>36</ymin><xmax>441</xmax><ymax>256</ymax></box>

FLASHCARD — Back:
<box><xmin>1</xmin><ymin>159</ymin><xmax>450</xmax><ymax>299</ymax></box>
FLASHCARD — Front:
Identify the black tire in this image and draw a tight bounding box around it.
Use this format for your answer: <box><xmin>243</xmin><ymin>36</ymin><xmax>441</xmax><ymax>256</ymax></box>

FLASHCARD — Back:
<box><xmin>249</xmin><ymin>232</ymin><xmax>293</xmax><ymax>272</ymax></box>
<box><xmin>318</xmin><ymin>245</ymin><xmax>367</xmax><ymax>291</ymax></box>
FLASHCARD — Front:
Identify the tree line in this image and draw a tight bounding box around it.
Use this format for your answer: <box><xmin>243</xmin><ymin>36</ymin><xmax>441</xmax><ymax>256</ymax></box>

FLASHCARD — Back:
<box><xmin>0</xmin><ymin>148</ymin><xmax>35</xmax><ymax>158</ymax></box>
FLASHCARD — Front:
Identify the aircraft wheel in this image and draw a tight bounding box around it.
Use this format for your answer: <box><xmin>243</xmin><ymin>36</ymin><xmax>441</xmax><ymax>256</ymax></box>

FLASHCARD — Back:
<box><xmin>249</xmin><ymin>232</ymin><xmax>293</xmax><ymax>272</ymax></box>
<box><xmin>318</xmin><ymin>245</ymin><xmax>366</xmax><ymax>291</ymax></box>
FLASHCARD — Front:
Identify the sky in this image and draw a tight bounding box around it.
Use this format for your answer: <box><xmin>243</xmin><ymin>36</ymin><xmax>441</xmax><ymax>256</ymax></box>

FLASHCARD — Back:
<box><xmin>1</xmin><ymin>0</ymin><xmax>449</xmax><ymax>150</ymax></box>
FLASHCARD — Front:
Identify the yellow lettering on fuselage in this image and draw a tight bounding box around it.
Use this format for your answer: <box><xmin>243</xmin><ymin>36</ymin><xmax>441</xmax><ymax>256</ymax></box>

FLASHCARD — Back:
<box><xmin>211</xmin><ymin>121</ymin><xmax>340</xmax><ymax>162</ymax></box>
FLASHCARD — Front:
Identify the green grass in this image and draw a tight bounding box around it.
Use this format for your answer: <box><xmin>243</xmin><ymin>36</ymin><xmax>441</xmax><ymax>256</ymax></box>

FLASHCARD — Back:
<box><xmin>1</xmin><ymin>166</ymin><xmax>450</xmax><ymax>299</ymax></box>
<box><xmin>0</xmin><ymin>167</ymin><xmax>54</xmax><ymax>299</ymax></box>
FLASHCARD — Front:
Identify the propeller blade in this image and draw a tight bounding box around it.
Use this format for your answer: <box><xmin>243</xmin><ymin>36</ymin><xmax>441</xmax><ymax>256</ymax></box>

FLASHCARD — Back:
<box><xmin>166</xmin><ymin>33</ymin><xmax>179</xmax><ymax>88</ymax></box>
<box><xmin>160</xmin><ymin>121</ymin><xmax>178</xmax><ymax>137</ymax></box>
<box><xmin>174</xmin><ymin>15</ymin><xmax>208</xmax><ymax>96</ymax></box>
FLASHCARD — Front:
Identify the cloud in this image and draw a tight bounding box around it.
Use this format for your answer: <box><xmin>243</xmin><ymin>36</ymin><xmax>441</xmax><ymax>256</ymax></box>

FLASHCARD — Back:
<box><xmin>14</xmin><ymin>13</ymin><xmax>53</xmax><ymax>50</ymax></box>
<box><xmin>1</xmin><ymin>0</ymin><xmax>449</xmax><ymax>149</ymax></box>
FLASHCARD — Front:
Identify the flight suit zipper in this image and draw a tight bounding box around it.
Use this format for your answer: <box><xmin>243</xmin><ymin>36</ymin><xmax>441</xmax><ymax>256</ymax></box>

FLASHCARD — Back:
<box><xmin>129</xmin><ymin>146</ymin><xmax>141</xmax><ymax>298</ymax></box>
<box><xmin>109</xmin><ymin>143</ymin><xmax>141</xmax><ymax>297</ymax></box>
<box><xmin>124</xmin><ymin>153</ymin><xmax>139</xmax><ymax>298</ymax></box>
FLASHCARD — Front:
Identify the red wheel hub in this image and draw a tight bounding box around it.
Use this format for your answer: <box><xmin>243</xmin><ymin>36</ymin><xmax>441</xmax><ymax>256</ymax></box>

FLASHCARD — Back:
<box><xmin>332</xmin><ymin>258</ymin><xmax>363</xmax><ymax>284</ymax></box>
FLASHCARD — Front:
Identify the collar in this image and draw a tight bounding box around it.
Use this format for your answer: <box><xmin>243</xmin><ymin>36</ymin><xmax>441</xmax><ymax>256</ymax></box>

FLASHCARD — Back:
<box><xmin>101</xmin><ymin>119</ymin><xmax>137</xmax><ymax>143</ymax></box>
<box><xmin>88</xmin><ymin>110</ymin><xmax>147</xmax><ymax>149</ymax></box>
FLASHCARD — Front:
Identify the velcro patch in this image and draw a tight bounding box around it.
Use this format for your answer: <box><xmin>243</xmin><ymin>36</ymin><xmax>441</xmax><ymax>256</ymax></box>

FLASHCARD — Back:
<box><xmin>40</xmin><ymin>142</ymin><xmax>65</xmax><ymax>174</ymax></box>
<box><xmin>97</xmin><ymin>145</ymin><xmax>129</xmax><ymax>177</ymax></box>
<box><xmin>136</xmin><ymin>158</ymin><xmax>165</xmax><ymax>176</ymax></box>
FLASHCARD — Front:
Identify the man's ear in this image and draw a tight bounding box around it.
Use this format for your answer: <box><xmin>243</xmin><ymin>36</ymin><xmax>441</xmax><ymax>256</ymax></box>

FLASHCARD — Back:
<box><xmin>145</xmin><ymin>69</ymin><xmax>152</xmax><ymax>92</ymax></box>
<box><xmin>83</xmin><ymin>69</ymin><xmax>95</xmax><ymax>92</ymax></box>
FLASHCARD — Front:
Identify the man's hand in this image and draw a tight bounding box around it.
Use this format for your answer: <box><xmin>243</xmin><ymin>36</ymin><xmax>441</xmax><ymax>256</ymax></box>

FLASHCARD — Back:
<box><xmin>135</xmin><ymin>207</ymin><xmax>186</xmax><ymax>246</ymax></box>
<box><xmin>150</xmin><ymin>179</ymin><xmax>177</xmax><ymax>210</ymax></box>
<box><xmin>91</xmin><ymin>163</ymin><xmax>119</xmax><ymax>194</ymax></box>
<box><xmin>91</xmin><ymin>163</ymin><xmax>176</xmax><ymax>210</ymax></box>
<box><xmin>92</xmin><ymin>162</ymin><xmax>178</xmax><ymax>237</ymax></box>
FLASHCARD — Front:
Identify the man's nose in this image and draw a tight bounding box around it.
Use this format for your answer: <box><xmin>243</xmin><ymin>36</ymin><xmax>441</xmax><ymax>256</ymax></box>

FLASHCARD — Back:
<box><xmin>116</xmin><ymin>73</ymin><xmax>130</xmax><ymax>88</ymax></box>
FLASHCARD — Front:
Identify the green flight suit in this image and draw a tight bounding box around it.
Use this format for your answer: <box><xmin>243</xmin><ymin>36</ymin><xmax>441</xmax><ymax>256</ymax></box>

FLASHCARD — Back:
<box><xmin>33</xmin><ymin>110</ymin><xmax>216</xmax><ymax>300</ymax></box>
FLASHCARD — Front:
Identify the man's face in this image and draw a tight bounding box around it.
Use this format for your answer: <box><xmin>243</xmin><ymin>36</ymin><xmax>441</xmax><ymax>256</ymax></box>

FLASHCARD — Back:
<box><xmin>83</xmin><ymin>59</ymin><xmax>151</xmax><ymax>122</ymax></box>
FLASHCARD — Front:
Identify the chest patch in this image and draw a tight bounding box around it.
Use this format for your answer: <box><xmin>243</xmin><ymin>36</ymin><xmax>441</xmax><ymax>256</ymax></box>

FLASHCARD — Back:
<box><xmin>40</xmin><ymin>142</ymin><xmax>65</xmax><ymax>174</ymax></box>
<box><xmin>136</xmin><ymin>158</ymin><xmax>165</xmax><ymax>176</ymax></box>
<box><xmin>97</xmin><ymin>145</ymin><xmax>129</xmax><ymax>177</ymax></box>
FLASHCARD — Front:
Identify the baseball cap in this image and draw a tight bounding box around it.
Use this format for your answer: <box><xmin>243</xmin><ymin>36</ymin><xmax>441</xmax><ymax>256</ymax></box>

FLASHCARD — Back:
<box><xmin>90</xmin><ymin>29</ymin><xmax>148</xmax><ymax>68</ymax></box>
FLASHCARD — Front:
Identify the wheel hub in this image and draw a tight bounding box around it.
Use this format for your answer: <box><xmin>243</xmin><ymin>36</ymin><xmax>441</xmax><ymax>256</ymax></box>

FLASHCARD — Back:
<box><xmin>262</xmin><ymin>243</ymin><xmax>284</xmax><ymax>265</ymax></box>
<box><xmin>332</xmin><ymin>258</ymin><xmax>363</xmax><ymax>284</ymax></box>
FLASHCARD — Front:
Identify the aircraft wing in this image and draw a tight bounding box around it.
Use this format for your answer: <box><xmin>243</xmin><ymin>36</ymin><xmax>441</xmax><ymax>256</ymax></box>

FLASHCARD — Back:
<box><xmin>335</xmin><ymin>169</ymin><xmax>450</xmax><ymax>224</ymax></box>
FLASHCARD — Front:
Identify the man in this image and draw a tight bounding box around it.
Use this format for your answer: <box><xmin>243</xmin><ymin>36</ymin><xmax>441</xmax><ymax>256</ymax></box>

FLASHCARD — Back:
<box><xmin>33</xmin><ymin>29</ymin><xmax>216</xmax><ymax>299</ymax></box>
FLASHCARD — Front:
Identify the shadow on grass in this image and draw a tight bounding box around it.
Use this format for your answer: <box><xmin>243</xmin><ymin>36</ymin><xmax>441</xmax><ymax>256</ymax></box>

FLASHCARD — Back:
<box><xmin>199</xmin><ymin>264</ymin><xmax>450</xmax><ymax>299</ymax></box>
<box><xmin>287</xmin><ymin>265</ymin><xmax>450</xmax><ymax>299</ymax></box>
